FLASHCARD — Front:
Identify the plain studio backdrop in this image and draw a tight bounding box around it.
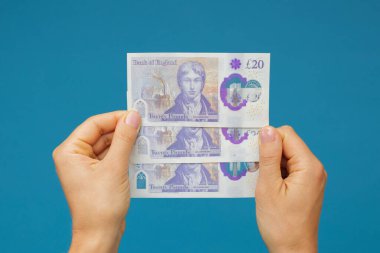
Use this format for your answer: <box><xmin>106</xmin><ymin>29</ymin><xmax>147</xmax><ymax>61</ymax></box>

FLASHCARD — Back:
<box><xmin>0</xmin><ymin>0</ymin><xmax>379</xmax><ymax>252</ymax></box>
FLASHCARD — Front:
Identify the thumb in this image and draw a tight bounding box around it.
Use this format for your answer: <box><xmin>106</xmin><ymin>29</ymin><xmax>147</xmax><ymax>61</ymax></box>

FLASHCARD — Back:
<box><xmin>104</xmin><ymin>110</ymin><xmax>141</xmax><ymax>168</ymax></box>
<box><xmin>258</xmin><ymin>126</ymin><xmax>283</xmax><ymax>187</ymax></box>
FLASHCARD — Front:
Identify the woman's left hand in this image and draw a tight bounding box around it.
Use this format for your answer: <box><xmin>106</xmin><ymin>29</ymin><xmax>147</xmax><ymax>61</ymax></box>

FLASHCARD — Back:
<box><xmin>53</xmin><ymin>110</ymin><xmax>141</xmax><ymax>253</ymax></box>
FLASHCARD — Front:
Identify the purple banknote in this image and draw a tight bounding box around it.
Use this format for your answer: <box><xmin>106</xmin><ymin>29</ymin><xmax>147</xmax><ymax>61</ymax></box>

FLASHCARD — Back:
<box><xmin>129</xmin><ymin>162</ymin><xmax>259</xmax><ymax>197</ymax></box>
<box><xmin>131</xmin><ymin>126</ymin><xmax>260</xmax><ymax>163</ymax></box>
<box><xmin>127</xmin><ymin>53</ymin><xmax>270</xmax><ymax>128</ymax></box>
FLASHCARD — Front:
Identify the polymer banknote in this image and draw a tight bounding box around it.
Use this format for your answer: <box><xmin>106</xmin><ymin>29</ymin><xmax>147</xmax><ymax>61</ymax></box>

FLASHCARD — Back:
<box><xmin>129</xmin><ymin>162</ymin><xmax>259</xmax><ymax>198</ymax></box>
<box><xmin>130</xmin><ymin>126</ymin><xmax>260</xmax><ymax>164</ymax></box>
<box><xmin>127</xmin><ymin>53</ymin><xmax>270</xmax><ymax>128</ymax></box>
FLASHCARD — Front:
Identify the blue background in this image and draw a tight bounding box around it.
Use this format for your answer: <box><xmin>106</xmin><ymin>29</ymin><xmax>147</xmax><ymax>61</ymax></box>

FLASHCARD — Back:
<box><xmin>0</xmin><ymin>0</ymin><xmax>379</xmax><ymax>252</ymax></box>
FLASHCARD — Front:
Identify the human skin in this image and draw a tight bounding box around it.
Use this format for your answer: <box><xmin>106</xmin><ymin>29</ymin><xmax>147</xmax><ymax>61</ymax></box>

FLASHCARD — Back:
<box><xmin>52</xmin><ymin>110</ymin><xmax>141</xmax><ymax>253</ymax></box>
<box><xmin>53</xmin><ymin>110</ymin><xmax>326</xmax><ymax>253</ymax></box>
<box><xmin>256</xmin><ymin>126</ymin><xmax>327</xmax><ymax>253</ymax></box>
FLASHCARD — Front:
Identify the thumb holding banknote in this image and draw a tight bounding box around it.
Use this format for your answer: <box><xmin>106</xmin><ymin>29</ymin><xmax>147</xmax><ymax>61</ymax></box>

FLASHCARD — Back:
<box><xmin>52</xmin><ymin>110</ymin><xmax>141</xmax><ymax>253</ymax></box>
<box><xmin>256</xmin><ymin>126</ymin><xmax>327</xmax><ymax>253</ymax></box>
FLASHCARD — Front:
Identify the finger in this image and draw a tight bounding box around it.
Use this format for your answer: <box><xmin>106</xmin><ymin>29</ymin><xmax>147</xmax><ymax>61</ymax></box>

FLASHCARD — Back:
<box><xmin>67</xmin><ymin>111</ymin><xmax>124</xmax><ymax>146</ymax></box>
<box><xmin>277</xmin><ymin>125</ymin><xmax>314</xmax><ymax>161</ymax></box>
<box><xmin>258</xmin><ymin>126</ymin><xmax>283</xmax><ymax>186</ymax></box>
<box><xmin>97</xmin><ymin>147</ymin><xmax>110</xmax><ymax>160</ymax></box>
<box><xmin>278</xmin><ymin>126</ymin><xmax>325</xmax><ymax>180</ymax></box>
<box><xmin>93</xmin><ymin>132</ymin><xmax>114</xmax><ymax>155</ymax></box>
<box><xmin>103</xmin><ymin>110</ymin><xmax>141</xmax><ymax>170</ymax></box>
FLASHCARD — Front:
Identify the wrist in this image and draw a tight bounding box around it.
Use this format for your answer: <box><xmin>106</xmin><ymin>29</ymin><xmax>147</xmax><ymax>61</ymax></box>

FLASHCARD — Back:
<box><xmin>69</xmin><ymin>225</ymin><xmax>124</xmax><ymax>253</ymax></box>
<box><xmin>269</xmin><ymin>240</ymin><xmax>318</xmax><ymax>253</ymax></box>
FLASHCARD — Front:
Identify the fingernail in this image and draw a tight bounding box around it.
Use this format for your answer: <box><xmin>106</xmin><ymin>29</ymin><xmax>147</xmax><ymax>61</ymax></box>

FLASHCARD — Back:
<box><xmin>260</xmin><ymin>126</ymin><xmax>275</xmax><ymax>143</ymax></box>
<box><xmin>125</xmin><ymin>110</ymin><xmax>141</xmax><ymax>129</ymax></box>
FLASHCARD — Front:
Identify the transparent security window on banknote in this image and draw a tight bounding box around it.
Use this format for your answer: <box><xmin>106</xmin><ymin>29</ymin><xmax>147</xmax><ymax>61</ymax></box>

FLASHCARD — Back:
<box><xmin>127</xmin><ymin>53</ymin><xmax>270</xmax><ymax>128</ymax></box>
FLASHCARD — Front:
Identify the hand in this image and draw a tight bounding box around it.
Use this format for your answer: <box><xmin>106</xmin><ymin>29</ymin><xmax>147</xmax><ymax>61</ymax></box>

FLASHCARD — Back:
<box><xmin>53</xmin><ymin>110</ymin><xmax>141</xmax><ymax>253</ymax></box>
<box><xmin>256</xmin><ymin>126</ymin><xmax>327</xmax><ymax>253</ymax></box>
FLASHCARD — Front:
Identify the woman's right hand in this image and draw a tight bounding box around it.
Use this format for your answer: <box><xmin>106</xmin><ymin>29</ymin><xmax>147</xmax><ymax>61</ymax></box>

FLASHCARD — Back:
<box><xmin>256</xmin><ymin>126</ymin><xmax>327</xmax><ymax>253</ymax></box>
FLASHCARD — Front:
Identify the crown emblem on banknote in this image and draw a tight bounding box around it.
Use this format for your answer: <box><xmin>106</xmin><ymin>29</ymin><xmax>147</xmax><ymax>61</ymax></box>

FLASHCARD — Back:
<box><xmin>230</xmin><ymin>58</ymin><xmax>241</xmax><ymax>70</ymax></box>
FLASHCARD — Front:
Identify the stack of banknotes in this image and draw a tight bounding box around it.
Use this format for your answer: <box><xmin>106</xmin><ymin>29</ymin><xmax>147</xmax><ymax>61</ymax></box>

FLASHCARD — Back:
<box><xmin>127</xmin><ymin>53</ymin><xmax>270</xmax><ymax>198</ymax></box>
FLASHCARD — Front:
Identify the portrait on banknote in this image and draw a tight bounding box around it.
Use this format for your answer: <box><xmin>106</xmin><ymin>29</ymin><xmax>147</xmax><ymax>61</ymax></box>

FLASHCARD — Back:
<box><xmin>135</xmin><ymin>126</ymin><xmax>221</xmax><ymax>159</ymax></box>
<box><xmin>130</xmin><ymin>163</ymin><xmax>219</xmax><ymax>193</ymax></box>
<box><xmin>130</xmin><ymin>57</ymin><xmax>218</xmax><ymax>122</ymax></box>
<box><xmin>163</xmin><ymin>61</ymin><xmax>217</xmax><ymax>121</ymax></box>
<box><xmin>163</xmin><ymin>163</ymin><xmax>218</xmax><ymax>192</ymax></box>
<box><xmin>165</xmin><ymin>127</ymin><xmax>219</xmax><ymax>157</ymax></box>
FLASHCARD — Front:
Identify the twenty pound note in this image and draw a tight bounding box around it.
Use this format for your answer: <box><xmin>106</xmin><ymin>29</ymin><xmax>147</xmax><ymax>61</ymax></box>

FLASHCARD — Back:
<box><xmin>131</xmin><ymin>126</ymin><xmax>260</xmax><ymax>164</ymax></box>
<box><xmin>127</xmin><ymin>53</ymin><xmax>270</xmax><ymax>128</ymax></box>
<box><xmin>129</xmin><ymin>162</ymin><xmax>259</xmax><ymax>198</ymax></box>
